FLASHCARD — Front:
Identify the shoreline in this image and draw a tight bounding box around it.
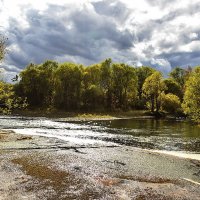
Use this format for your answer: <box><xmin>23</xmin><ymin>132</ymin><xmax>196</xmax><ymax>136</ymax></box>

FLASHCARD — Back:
<box><xmin>149</xmin><ymin>149</ymin><xmax>200</xmax><ymax>162</ymax></box>
<box><xmin>12</xmin><ymin>109</ymin><xmax>169</xmax><ymax>119</ymax></box>
<box><xmin>1</xmin><ymin>130</ymin><xmax>200</xmax><ymax>199</ymax></box>
<box><xmin>7</xmin><ymin>126</ymin><xmax>200</xmax><ymax>162</ymax></box>
<box><xmin>7</xmin><ymin>109</ymin><xmax>187</xmax><ymax>124</ymax></box>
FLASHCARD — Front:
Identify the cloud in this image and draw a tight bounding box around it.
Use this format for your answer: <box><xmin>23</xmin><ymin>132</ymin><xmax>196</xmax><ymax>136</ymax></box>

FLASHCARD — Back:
<box><xmin>4</xmin><ymin>2</ymin><xmax>135</xmax><ymax>69</ymax></box>
<box><xmin>92</xmin><ymin>0</ymin><xmax>131</xmax><ymax>23</ymax></box>
<box><xmin>145</xmin><ymin>0</ymin><xmax>177</xmax><ymax>9</ymax></box>
<box><xmin>150</xmin><ymin>58</ymin><xmax>172</xmax><ymax>74</ymax></box>
<box><xmin>1</xmin><ymin>0</ymin><xmax>200</xmax><ymax>81</ymax></box>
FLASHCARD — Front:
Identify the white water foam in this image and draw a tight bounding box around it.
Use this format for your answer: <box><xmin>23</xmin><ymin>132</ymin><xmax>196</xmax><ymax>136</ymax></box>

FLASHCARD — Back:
<box><xmin>148</xmin><ymin>149</ymin><xmax>200</xmax><ymax>161</ymax></box>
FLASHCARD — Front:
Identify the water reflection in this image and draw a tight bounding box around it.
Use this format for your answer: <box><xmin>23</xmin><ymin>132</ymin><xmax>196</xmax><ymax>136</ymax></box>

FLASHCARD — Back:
<box><xmin>93</xmin><ymin>119</ymin><xmax>200</xmax><ymax>138</ymax></box>
<box><xmin>81</xmin><ymin>119</ymin><xmax>200</xmax><ymax>152</ymax></box>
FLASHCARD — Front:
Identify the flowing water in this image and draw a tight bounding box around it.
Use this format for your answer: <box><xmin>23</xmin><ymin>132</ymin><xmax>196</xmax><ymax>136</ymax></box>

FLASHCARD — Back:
<box><xmin>0</xmin><ymin>115</ymin><xmax>200</xmax><ymax>158</ymax></box>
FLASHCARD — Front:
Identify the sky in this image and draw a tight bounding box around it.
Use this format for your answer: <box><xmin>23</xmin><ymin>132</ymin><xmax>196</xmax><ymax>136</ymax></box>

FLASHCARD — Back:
<box><xmin>0</xmin><ymin>0</ymin><xmax>200</xmax><ymax>81</ymax></box>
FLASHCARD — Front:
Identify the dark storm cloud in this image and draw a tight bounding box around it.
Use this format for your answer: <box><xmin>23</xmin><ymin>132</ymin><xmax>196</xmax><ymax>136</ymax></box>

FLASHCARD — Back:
<box><xmin>5</xmin><ymin>1</ymin><xmax>134</xmax><ymax>71</ymax></box>
<box><xmin>163</xmin><ymin>51</ymin><xmax>200</xmax><ymax>67</ymax></box>
<box><xmin>6</xmin><ymin>51</ymin><xmax>29</xmax><ymax>68</ymax></box>
<box><xmin>135</xmin><ymin>20</ymin><xmax>160</xmax><ymax>42</ymax></box>
<box><xmin>69</xmin><ymin>7</ymin><xmax>134</xmax><ymax>50</ymax></box>
<box><xmin>2</xmin><ymin>0</ymin><xmax>200</xmax><ymax>76</ymax></box>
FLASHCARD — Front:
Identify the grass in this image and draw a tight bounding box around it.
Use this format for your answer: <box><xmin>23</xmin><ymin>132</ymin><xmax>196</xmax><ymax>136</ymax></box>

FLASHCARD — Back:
<box><xmin>13</xmin><ymin>108</ymin><xmax>149</xmax><ymax>119</ymax></box>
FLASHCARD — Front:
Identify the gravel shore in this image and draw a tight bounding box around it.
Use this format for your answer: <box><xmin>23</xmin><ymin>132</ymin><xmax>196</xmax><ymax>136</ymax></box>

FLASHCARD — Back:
<box><xmin>0</xmin><ymin>130</ymin><xmax>200</xmax><ymax>200</ymax></box>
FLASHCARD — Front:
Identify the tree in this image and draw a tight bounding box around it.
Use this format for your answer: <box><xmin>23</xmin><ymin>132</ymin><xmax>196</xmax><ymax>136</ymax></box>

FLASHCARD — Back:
<box><xmin>100</xmin><ymin>59</ymin><xmax>112</xmax><ymax>109</ymax></box>
<box><xmin>182</xmin><ymin>67</ymin><xmax>200</xmax><ymax>123</ymax></box>
<box><xmin>169</xmin><ymin>67</ymin><xmax>192</xmax><ymax>100</ymax></box>
<box><xmin>112</xmin><ymin>63</ymin><xmax>137</xmax><ymax>110</ymax></box>
<box><xmin>54</xmin><ymin>63</ymin><xmax>82</xmax><ymax>110</ymax></box>
<box><xmin>0</xmin><ymin>81</ymin><xmax>27</xmax><ymax>114</ymax></box>
<box><xmin>38</xmin><ymin>60</ymin><xmax>58</xmax><ymax>106</ymax></box>
<box><xmin>163</xmin><ymin>78</ymin><xmax>182</xmax><ymax>99</ymax></box>
<box><xmin>82</xmin><ymin>85</ymin><xmax>104</xmax><ymax>110</ymax></box>
<box><xmin>161</xmin><ymin>93</ymin><xmax>181</xmax><ymax>113</ymax></box>
<box><xmin>18</xmin><ymin>63</ymin><xmax>43</xmax><ymax>106</ymax></box>
<box><xmin>136</xmin><ymin>66</ymin><xmax>155</xmax><ymax>108</ymax></box>
<box><xmin>15</xmin><ymin>59</ymin><xmax>199</xmax><ymax>115</ymax></box>
<box><xmin>169</xmin><ymin>67</ymin><xmax>186</xmax><ymax>86</ymax></box>
<box><xmin>142</xmin><ymin>71</ymin><xmax>166</xmax><ymax>112</ymax></box>
<box><xmin>0</xmin><ymin>35</ymin><xmax>7</xmax><ymax>62</ymax></box>
<box><xmin>82</xmin><ymin>64</ymin><xmax>102</xmax><ymax>88</ymax></box>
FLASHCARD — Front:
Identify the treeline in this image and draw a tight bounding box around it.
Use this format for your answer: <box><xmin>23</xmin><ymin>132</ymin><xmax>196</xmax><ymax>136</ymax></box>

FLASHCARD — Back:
<box><xmin>0</xmin><ymin>36</ymin><xmax>27</xmax><ymax>114</ymax></box>
<box><xmin>14</xmin><ymin>59</ymin><xmax>138</xmax><ymax>111</ymax></box>
<box><xmin>1</xmin><ymin>58</ymin><xmax>200</xmax><ymax>122</ymax></box>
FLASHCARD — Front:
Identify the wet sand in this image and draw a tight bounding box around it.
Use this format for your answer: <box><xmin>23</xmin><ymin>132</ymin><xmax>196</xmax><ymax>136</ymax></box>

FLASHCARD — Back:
<box><xmin>0</xmin><ymin>130</ymin><xmax>200</xmax><ymax>200</ymax></box>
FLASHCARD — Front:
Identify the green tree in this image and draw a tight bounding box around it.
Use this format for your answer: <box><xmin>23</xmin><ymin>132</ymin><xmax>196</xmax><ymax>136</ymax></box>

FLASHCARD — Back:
<box><xmin>169</xmin><ymin>67</ymin><xmax>192</xmax><ymax>99</ymax></box>
<box><xmin>38</xmin><ymin>60</ymin><xmax>58</xmax><ymax>106</ymax></box>
<box><xmin>82</xmin><ymin>64</ymin><xmax>102</xmax><ymax>88</ymax></box>
<box><xmin>82</xmin><ymin>60</ymin><xmax>113</xmax><ymax>110</ymax></box>
<box><xmin>16</xmin><ymin>61</ymin><xmax>58</xmax><ymax>107</ymax></box>
<box><xmin>161</xmin><ymin>93</ymin><xmax>181</xmax><ymax>113</ymax></box>
<box><xmin>0</xmin><ymin>81</ymin><xmax>27</xmax><ymax>114</ymax></box>
<box><xmin>112</xmin><ymin>63</ymin><xmax>137</xmax><ymax>110</ymax></box>
<box><xmin>82</xmin><ymin>85</ymin><xmax>104</xmax><ymax>110</ymax></box>
<box><xmin>100</xmin><ymin>59</ymin><xmax>112</xmax><ymax>109</ymax></box>
<box><xmin>82</xmin><ymin>63</ymin><xmax>104</xmax><ymax>110</ymax></box>
<box><xmin>136</xmin><ymin>66</ymin><xmax>155</xmax><ymax>108</ymax></box>
<box><xmin>169</xmin><ymin>67</ymin><xmax>186</xmax><ymax>86</ymax></box>
<box><xmin>18</xmin><ymin>63</ymin><xmax>43</xmax><ymax>106</ymax></box>
<box><xmin>0</xmin><ymin>35</ymin><xmax>7</xmax><ymax>62</ymax></box>
<box><xmin>142</xmin><ymin>71</ymin><xmax>166</xmax><ymax>112</ymax></box>
<box><xmin>15</xmin><ymin>59</ymin><xmax>198</xmax><ymax>115</ymax></box>
<box><xmin>54</xmin><ymin>63</ymin><xmax>82</xmax><ymax>110</ymax></box>
<box><xmin>163</xmin><ymin>78</ymin><xmax>182</xmax><ymax>99</ymax></box>
<box><xmin>182</xmin><ymin>67</ymin><xmax>200</xmax><ymax>123</ymax></box>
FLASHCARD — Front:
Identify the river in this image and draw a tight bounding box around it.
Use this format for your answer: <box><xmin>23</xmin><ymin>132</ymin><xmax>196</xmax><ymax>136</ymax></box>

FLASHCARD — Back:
<box><xmin>0</xmin><ymin>115</ymin><xmax>200</xmax><ymax>160</ymax></box>
<box><xmin>1</xmin><ymin>115</ymin><xmax>200</xmax><ymax>199</ymax></box>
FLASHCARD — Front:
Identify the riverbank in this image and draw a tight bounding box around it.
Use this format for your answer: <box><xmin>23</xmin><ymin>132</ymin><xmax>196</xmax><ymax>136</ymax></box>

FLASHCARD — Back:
<box><xmin>1</xmin><ymin>130</ymin><xmax>200</xmax><ymax>199</ymax></box>
<box><xmin>13</xmin><ymin>109</ymin><xmax>152</xmax><ymax>120</ymax></box>
<box><xmin>13</xmin><ymin>109</ymin><xmax>179</xmax><ymax>122</ymax></box>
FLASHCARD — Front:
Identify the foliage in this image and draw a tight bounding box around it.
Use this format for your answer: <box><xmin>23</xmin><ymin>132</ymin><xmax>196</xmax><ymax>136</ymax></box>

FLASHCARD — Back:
<box><xmin>112</xmin><ymin>63</ymin><xmax>138</xmax><ymax>110</ymax></box>
<box><xmin>169</xmin><ymin>67</ymin><xmax>192</xmax><ymax>99</ymax></box>
<box><xmin>0</xmin><ymin>34</ymin><xmax>198</xmax><ymax>118</ymax></box>
<box><xmin>17</xmin><ymin>61</ymin><xmax>58</xmax><ymax>107</ymax></box>
<box><xmin>142</xmin><ymin>72</ymin><xmax>166</xmax><ymax>112</ymax></box>
<box><xmin>169</xmin><ymin>67</ymin><xmax>186</xmax><ymax>86</ymax></box>
<box><xmin>163</xmin><ymin>78</ymin><xmax>182</xmax><ymax>99</ymax></box>
<box><xmin>0</xmin><ymin>35</ymin><xmax>7</xmax><ymax>62</ymax></box>
<box><xmin>54</xmin><ymin>63</ymin><xmax>82</xmax><ymax>110</ymax></box>
<box><xmin>0</xmin><ymin>81</ymin><xmax>28</xmax><ymax>114</ymax></box>
<box><xmin>135</xmin><ymin>66</ymin><xmax>155</xmax><ymax>108</ymax></box>
<box><xmin>182</xmin><ymin>67</ymin><xmax>200</xmax><ymax>122</ymax></box>
<box><xmin>82</xmin><ymin>84</ymin><xmax>104</xmax><ymax>110</ymax></box>
<box><xmin>161</xmin><ymin>93</ymin><xmax>181</xmax><ymax>113</ymax></box>
<box><xmin>15</xmin><ymin>59</ymin><xmax>139</xmax><ymax>111</ymax></box>
<box><xmin>8</xmin><ymin>58</ymin><xmax>200</xmax><ymax>121</ymax></box>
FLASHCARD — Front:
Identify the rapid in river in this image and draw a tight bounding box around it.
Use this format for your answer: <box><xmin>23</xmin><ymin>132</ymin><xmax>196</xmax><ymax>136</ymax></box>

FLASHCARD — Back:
<box><xmin>1</xmin><ymin>115</ymin><xmax>200</xmax><ymax>199</ymax></box>
<box><xmin>0</xmin><ymin>115</ymin><xmax>200</xmax><ymax>160</ymax></box>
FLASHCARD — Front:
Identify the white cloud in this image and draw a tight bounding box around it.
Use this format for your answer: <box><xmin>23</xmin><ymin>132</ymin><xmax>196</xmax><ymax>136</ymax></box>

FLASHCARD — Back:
<box><xmin>151</xmin><ymin>58</ymin><xmax>172</xmax><ymax>74</ymax></box>
<box><xmin>189</xmin><ymin>33</ymin><xmax>198</xmax><ymax>40</ymax></box>
<box><xmin>1</xmin><ymin>0</ymin><xmax>200</xmax><ymax>77</ymax></box>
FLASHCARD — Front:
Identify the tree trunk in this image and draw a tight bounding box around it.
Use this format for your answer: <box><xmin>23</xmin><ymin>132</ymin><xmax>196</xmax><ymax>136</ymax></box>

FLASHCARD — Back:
<box><xmin>155</xmin><ymin>96</ymin><xmax>160</xmax><ymax>112</ymax></box>
<box><xmin>151</xmin><ymin>95</ymin><xmax>154</xmax><ymax>112</ymax></box>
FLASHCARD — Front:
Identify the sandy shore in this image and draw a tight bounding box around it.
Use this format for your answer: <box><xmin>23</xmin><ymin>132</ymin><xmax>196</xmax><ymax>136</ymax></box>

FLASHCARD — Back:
<box><xmin>0</xmin><ymin>130</ymin><xmax>200</xmax><ymax>200</ymax></box>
